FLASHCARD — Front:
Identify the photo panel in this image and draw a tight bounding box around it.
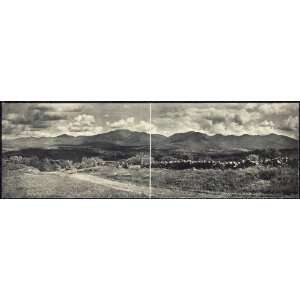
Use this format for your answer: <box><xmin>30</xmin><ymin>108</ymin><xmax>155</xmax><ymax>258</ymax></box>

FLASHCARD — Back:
<box><xmin>150</xmin><ymin>102</ymin><xmax>299</xmax><ymax>198</ymax></box>
<box><xmin>1</xmin><ymin>101</ymin><xmax>299</xmax><ymax>199</ymax></box>
<box><xmin>1</xmin><ymin>102</ymin><xmax>151</xmax><ymax>198</ymax></box>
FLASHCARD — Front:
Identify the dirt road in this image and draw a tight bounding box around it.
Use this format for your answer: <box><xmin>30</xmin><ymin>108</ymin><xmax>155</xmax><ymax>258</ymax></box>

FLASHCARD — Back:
<box><xmin>69</xmin><ymin>173</ymin><xmax>206</xmax><ymax>198</ymax></box>
<box><xmin>44</xmin><ymin>171</ymin><xmax>199</xmax><ymax>198</ymax></box>
<box><xmin>38</xmin><ymin>170</ymin><xmax>220</xmax><ymax>198</ymax></box>
<box><xmin>70</xmin><ymin>173</ymin><xmax>151</xmax><ymax>196</ymax></box>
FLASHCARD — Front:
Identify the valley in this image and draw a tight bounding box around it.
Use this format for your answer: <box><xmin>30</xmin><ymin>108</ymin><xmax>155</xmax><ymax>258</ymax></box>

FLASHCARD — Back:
<box><xmin>2</xmin><ymin>129</ymin><xmax>299</xmax><ymax>199</ymax></box>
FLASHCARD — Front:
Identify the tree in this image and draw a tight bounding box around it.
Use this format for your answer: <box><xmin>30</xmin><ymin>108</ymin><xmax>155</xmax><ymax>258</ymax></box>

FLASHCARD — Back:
<box><xmin>247</xmin><ymin>154</ymin><xmax>259</xmax><ymax>162</ymax></box>
<box><xmin>268</xmin><ymin>148</ymin><xmax>281</xmax><ymax>159</ymax></box>
<box><xmin>160</xmin><ymin>156</ymin><xmax>177</xmax><ymax>162</ymax></box>
<box><xmin>39</xmin><ymin>158</ymin><xmax>52</xmax><ymax>171</ymax></box>
<box><xmin>259</xmin><ymin>148</ymin><xmax>281</xmax><ymax>161</ymax></box>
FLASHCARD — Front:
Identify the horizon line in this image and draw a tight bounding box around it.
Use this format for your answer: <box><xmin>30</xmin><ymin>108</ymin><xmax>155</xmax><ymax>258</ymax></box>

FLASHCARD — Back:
<box><xmin>2</xmin><ymin>128</ymin><xmax>299</xmax><ymax>141</ymax></box>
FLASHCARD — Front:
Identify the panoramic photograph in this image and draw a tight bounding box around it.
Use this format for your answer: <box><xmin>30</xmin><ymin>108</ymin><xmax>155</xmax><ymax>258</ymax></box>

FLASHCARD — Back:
<box><xmin>150</xmin><ymin>102</ymin><xmax>299</xmax><ymax>198</ymax></box>
<box><xmin>1</xmin><ymin>102</ymin><xmax>299</xmax><ymax>198</ymax></box>
<box><xmin>2</xmin><ymin>102</ymin><xmax>151</xmax><ymax>198</ymax></box>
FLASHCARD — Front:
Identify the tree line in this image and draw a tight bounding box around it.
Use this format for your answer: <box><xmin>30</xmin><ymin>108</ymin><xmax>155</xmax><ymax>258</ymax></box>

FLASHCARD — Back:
<box><xmin>5</xmin><ymin>155</ymin><xmax>105</xmax><ymax>172</ymax></box>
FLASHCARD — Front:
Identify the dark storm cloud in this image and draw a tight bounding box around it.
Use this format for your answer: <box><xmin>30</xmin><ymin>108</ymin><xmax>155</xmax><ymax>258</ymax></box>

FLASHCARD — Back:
<box><xmin>28</xmin><ymin>109</ymin><xmax>67</xmax><ymax>126</ymax></box>
<box><xmin>4</xmin><ymin>104</ymin><xmax>69</xmax><ymax>132</ymax></box>
<box><xmin>233</xmin><ymin>114</ymin><xmax>243</xmax><ymax>125</ymax></box>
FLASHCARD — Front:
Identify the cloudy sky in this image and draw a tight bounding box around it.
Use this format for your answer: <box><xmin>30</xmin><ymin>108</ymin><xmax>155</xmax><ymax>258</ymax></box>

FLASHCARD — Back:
<box><xmin>2</xmin><ymin>103</ymin><xmax>150</xmax><ymax>139</ymax></box>
<box><xmin>151</xmin><ymin>102</ymin><xmax>299</xmax><ymax>139</ymax></box>
<box><xmin>2</xmin><ymin>102</ymin><xmax>299</xmax><ymax>139</ymax></box>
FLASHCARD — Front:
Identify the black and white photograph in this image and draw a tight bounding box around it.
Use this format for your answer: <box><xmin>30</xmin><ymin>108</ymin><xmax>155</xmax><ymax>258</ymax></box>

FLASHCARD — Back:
<box><xmin>150</xmin><ymin>102</ymin><xmax>299</xmax><ymax>198</ymax></box>
<box><xmin>2</xmin><ymin>102</ymin><xmax>151</xmax><ymax>198</ymax></box>
<box><xmin>1</xmin><ymin>2</ymin><xmax>300</xmax><ymax>300</ymax></box>
<box><xmin>1</xmin><ymin>101</ymin><xmax>299</xmax><ymax>199</ymax></box>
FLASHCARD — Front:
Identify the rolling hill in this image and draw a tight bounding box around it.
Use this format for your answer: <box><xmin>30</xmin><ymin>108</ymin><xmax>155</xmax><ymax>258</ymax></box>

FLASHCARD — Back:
<box><xmin>3</xmin><ymin>129</ymin><xmax>298</xmax><ymax>153</ymax></box>
<box><xmin>164</xmin><ymin>131</ymin><xmax>298</xmax><ymax>152</ymax></box>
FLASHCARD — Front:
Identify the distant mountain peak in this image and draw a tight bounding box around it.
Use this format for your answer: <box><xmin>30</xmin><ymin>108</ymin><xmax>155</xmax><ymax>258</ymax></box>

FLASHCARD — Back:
<box><xmin>169</xmin><ymin>131</ymin><xmax>209</xmax><ymax>142</ymax></box>
<box><xmin>3</xmin><ymin>129</ymin><xmax>297</xmax><ymax>153</ymax></box>
<box><xmin>56</xmin><ymin>134</ymin><xmax>73</xmax><ymax>138</ymax></box>
<box><xmin>112</xmin><ymin>129</ymin><xmax>132</xmax><ymax>133</ymax></box>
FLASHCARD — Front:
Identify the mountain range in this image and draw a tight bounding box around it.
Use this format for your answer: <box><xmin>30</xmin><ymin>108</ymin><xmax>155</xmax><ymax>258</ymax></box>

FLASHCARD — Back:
<box><xmin>3</xmin><ymin>129</ymin><xmax>298</xmax><ymax>153</ymax></box>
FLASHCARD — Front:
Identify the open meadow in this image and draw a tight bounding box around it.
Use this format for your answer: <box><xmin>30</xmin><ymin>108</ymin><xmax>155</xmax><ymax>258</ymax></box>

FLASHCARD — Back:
<box><xmin>2</xmin><ymin>158</ymin><xmax>299</xmax><ymax>199</ymax></box>
<box><xmin>150</xmin><ymin>166</ymin><xmax>299</xmax><ymax>198</ymax></box>
<box><xmin>2</xmin><ymin>163</ymin><xmax>149</xmax><ymax>198</ymax></box>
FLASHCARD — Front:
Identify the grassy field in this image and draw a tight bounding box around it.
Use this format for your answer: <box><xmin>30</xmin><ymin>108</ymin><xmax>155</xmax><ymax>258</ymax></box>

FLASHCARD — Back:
<box><xmin>150</xmin><ymin>166</ymin><xmax>299</xmax><ymax>198</ymax></box>
<box><xmin>2</xmin><ymin>166</ymin><xmax>147</xmax><ymax>198</ymax></box>
<box><xmin>2</xmin><ymin>162</ymin><xmax>298</xmax><ymax>199</ymax></box>
<box><xmin>86</xmin><ymin>165</ymin><xmax>299</xmax><ymax>198</ymax></box>
<box><xmin>89</xmin><ymin>165</ymin><xmax>150</xmax><ymax>187</ymax></box>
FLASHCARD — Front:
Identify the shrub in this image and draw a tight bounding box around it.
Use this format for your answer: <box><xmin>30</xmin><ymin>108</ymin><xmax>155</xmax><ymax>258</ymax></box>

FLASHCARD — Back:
<box><xmin>258</xmin><ymin>169</ymin><xmax>277</xmax><ymax>180</ymax></box>
<box><xmin>160</xmin><ymin>156</ymin><xmax>177</xmax><ymax>162</ymax></box>
<box><xmin>247</xmin><ymin>154</ymin><xmax>259</xmax><ymax>162</ymax></box>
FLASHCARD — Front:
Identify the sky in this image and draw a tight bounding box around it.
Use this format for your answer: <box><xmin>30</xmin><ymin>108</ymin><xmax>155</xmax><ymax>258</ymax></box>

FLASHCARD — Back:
<box><xmin>2</xmin><ymin>102</ymin><xmax>299</xmax><ymax>139</ymax></box>
<box><xmin>2</xmin><ymin>102</ymin><xmax>150</xmax><ymax>139</ymax></box>
<box><xmin>151</xmin><ymin>102</ymin><xmax>299</xmax><ymax>139</ymax></box>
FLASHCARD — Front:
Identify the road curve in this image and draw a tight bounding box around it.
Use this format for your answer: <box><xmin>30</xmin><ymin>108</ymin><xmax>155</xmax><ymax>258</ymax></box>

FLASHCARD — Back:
<box><xmin>41</xmin><ymin>171</ymin><xmax>204</xmax><ymax>198</ymax></box>
<box><xmin>70</xmin><ymin>173</ymin><xmax>151</xmax><ymax>196</ymax></box>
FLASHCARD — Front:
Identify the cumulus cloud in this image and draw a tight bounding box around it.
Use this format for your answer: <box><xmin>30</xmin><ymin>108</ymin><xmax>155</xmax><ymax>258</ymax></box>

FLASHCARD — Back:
<box><xmin>152</xmin><ymin>103</ymin><xmax>299</xmax><ymax>138</ymax></box>
<box><xmin>67</xmin><ymin>114</ymin><xmax>103</xmax><ymax>135</ymax></box>
<box><xmin>2</xmin><ymin>102</ymin><xmax>298</xmax><ymax>139</ymax></box>
<box><xmin>69</xmin><ymin>114</ymin><xmax>96</xmax><ymax>132</ymax></box>
<box><xmin>2</xmin><ymin>120</ymin><xmax>26</xmax><ymax>135</ymax></box>
<box><xmin>31</xmin><ymin>103</ymin><xmax>83</xmax><ymax>112</ymax></box>
<box><xmin>106</xmin><ymin>117</ymin><xmax>150</xmax><ymax>132</ymax></box>
<box><xmin>106</xmin><ymin>117</ymin><xmax>135</xmax><ymax>128</ymax></box>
